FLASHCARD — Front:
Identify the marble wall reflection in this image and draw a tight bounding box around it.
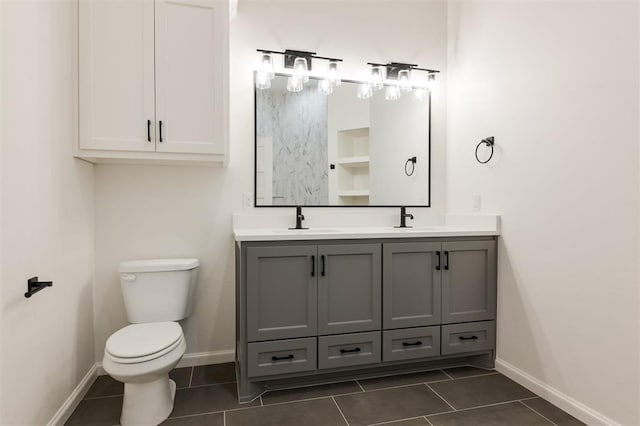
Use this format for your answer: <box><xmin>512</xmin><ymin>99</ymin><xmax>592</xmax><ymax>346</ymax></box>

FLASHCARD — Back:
<box><xmin>256</xmin><ymin>85</ymin><xmax>329</xmax><ymax>205</ymax></box>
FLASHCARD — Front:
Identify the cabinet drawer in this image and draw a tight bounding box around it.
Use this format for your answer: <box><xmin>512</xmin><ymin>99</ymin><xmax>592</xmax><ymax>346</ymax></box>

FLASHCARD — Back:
<box><xmin>441</xmin><ymin>321</ymin><xmax>495</xmax><ymax>355</ymax></box>
<box><xmin>383</xmin><ymin>326</ymin><xmax>440</xmax><ymax>362</ymax></box>
<box><xmin>247</xmin><ymin>338</ymin><xmax>317</xmax><ymax>378</ymax></box>
<box><xmin>318</xmin><ymin>332</ymin><xmax>380</xmax><ymax>370</ymax></box>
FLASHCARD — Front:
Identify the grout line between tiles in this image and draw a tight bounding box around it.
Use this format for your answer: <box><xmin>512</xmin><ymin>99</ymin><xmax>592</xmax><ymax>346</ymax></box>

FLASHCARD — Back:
<box><xmin>519</xmin><ymin>400</ymin><xmax>559</xmax><ymax>426</ymax></box>
<box><xmin>82</xmin><ymin>394</ymin><xmax>123</xmax><ymax>401</ymax></box>
<box><xmin>223</xmin><ymin>410</ymin><xmax>226</xmax><ymax>426</ymax></box>
<box><xmin>424</xmin><ymin>415</ymin><xmax>434</xmax><ymax>426</ymax></box>
<box><xmin>440</xmin><ymin>369</ymin><xmax>454</xmax><ymax>380</ymax></box>
<box><xmin>331</xmin><ymin>396</ymin><xmax>350</xmax><ymax>426</ymax></box>
<box><xmin>186</xmin><ymin>380</ymin><xmax>237</xmax><ymax>390</ymax></box>
<box><xmin>426</xmin><ymin>398</ymin><xmax>545</xmax><ymax>419</ymax></box>
<box><xmin>259</xmin><ymin>395</ymin><xmax>263</xmax><ymax>406</ymax></box>
<box><xmin>355</xmin><ymin>380</ymin><xmax>366</xmax><ymax>392</ymax></box>
<box><xmin>424</xmin><ymin>383</ymin><xmax>457</xmax><ymax>412</ymax></box>
<box><xmin>262</xmin><ymin>392</ymin><xmax>363</xmax><ymax>408</ymax></box>
<box><xmin>366</xmin><ymin>415</ymin><xmax>431</xmax><ymax>426</ymax></box>
<box><xmin>188</xmin><ymin>366</ymin><xmax>195</xmax><ymax>387</ymax></box>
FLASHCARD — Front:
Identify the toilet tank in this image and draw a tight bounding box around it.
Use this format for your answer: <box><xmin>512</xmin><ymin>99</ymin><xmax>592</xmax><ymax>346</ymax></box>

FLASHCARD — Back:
<box><xmin>118</xmin><ymin>258</ymin><xmax>199</xmax><ymax>323</ymax></box>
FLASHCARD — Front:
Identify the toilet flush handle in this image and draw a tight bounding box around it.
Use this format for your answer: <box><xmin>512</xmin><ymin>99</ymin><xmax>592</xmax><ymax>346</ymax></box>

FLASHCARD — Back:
<box><xmin>120</xmin><ymin>273</ymin><xmax>137</xmax><ymax>282</ymax></box>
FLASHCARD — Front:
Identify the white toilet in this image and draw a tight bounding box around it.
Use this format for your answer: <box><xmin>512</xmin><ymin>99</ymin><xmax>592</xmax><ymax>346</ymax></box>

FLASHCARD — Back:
<box><xmin>102</xmin><ymin>258</ymin><xmax>199</xmax><ymax>426</ymax></box>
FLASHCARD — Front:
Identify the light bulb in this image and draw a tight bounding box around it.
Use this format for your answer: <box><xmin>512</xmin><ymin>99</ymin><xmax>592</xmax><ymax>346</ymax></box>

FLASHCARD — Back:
<box><xmin>318</xmin><ymin>79</ymin><xmax>333</xmax><ymax>95</ymax></box>
<box><xmin>357</xmin><ymin>83</ymin><xmax>373</xmax><ymax>99</ymax></box>
<box><xmin>293</xmin><ymin>57</ymin><xmax>309</xmax><ymax>83</ymax></box>
<box><xmin>370</xmin><ymin>66</ymin><xmax>384</xmax><ymax>91</ymax></box>
<box><xmin>426</xmin><ymin>73</ymin><xmax>436</xmax><ymax>91</ymax></box>
<box><xmin>258</xmin><ymin>52</ymin><xmax>275</xmax><ymax>79</ymax></box>
<box><xmin>287</xmin><ymin>75</ymin><xmax>303</xmax><ymax>93</ymax></box>
<box><xmin>385</xmin><ymin>85</ymin><xmax>401</xmax><ymax>101</ymax></box>
<box><xmin>398</xmin><ymin>69</ymin><xmax>412</xmax><ymax>92</ymax></box>
<box><xmin>327</xmin><ymin>60</ymin><xmax>341</xmax><ymax>86</ymax></box>
<box><xmin>255</xmin><ymin>71</ymin><xmax>272</xmax><ymax>90</ymax></box>
<box><xmin>413</xmin><ymin>87</ymin><xmax>427</xmax><ymax>101</ymax></box>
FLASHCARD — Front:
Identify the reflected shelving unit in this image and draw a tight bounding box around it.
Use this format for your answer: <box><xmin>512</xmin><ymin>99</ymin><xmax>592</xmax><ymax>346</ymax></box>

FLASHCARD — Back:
<box><xmin>336</xmin><ymin>127</ymin><xmax>370</xmax><ymax>205</ymax></box>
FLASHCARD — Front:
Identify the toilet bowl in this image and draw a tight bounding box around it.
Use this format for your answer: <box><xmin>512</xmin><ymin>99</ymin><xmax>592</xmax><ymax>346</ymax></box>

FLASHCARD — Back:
<box><xmin>103</xmin><ymin>322</ymin><xmax>187</xmax><ymax>425</ymax></box>
<box><xmin>102</xmin><ymin>258</ymin><xmax>199</xmax><ymax>426</ymax></box>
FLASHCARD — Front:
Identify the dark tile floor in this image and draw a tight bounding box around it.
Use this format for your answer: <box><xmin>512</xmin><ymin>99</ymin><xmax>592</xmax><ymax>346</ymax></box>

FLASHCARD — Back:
<box><xmin>66</xmin><ymin>363</ymin><xmax>585</xmax><ymax>426</ymax></box>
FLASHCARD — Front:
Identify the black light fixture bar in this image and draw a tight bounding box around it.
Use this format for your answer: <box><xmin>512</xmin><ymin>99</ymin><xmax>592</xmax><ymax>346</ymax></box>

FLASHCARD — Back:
<box><xmin>257</xmin><ymin>49</ymin><xmax>343</xmax><ymax>72</ymax></box>
<box><xmin>367</xmin><ymin>61</ymin><xmax>440</xmax><ymax>78</ymax></box>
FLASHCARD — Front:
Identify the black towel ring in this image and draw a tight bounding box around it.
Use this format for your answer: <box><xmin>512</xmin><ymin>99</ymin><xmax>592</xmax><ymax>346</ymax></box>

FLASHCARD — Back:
<box><xmin>475</xmin><ymin>137</ymin><xmax>495</xmax><ymax>164</ymax></box>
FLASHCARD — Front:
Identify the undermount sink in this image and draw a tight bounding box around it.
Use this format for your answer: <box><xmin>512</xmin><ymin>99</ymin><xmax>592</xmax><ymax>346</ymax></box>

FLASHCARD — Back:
<box><xmin>271</xmin><ymin>228</ymin><xmax>342</xmax><ymax>234</ymax></box>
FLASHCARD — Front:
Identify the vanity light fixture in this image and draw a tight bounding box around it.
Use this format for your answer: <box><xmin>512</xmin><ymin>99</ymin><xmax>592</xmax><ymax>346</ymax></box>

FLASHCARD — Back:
<box><xmin>357</xmin><ymin>82</ymin><xmax>373</xmax><ymax>99</ymax></box>
<box><xmin>368</xmin><ymin>65</ymin><xmax>385</xmax><ymax>91</ymax></box>
<box><xmin>255</xmin><ymin>48</ymin><xmax>343</xmax><ymax>94</ymax></box>
<box><xmin>367</xmin><ymin>61</ymin><xmax>440</xmax><ymax>101</ymax></box>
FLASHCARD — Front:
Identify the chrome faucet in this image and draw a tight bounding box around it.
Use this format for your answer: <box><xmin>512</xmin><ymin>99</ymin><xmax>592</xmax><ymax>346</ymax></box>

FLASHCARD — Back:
<box><xmin>395</xmin><ymin>206</ymin><xmax>414</xmax><ymax>228</ymax></box>
<box><xmin>289</xmin><ymin>206</ymin><xmax>308</xmax><ymax>230</ymax></box>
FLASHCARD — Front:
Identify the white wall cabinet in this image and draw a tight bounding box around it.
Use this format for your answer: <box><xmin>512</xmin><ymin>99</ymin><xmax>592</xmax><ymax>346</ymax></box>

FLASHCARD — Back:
<box><xmin>78</xmin><ymin>0</ymin><xmax>229</xmax><ymax>165</ymax></box>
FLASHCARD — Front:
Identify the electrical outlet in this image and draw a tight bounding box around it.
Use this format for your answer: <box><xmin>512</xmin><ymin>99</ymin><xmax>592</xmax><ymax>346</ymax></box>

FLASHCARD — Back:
<box><xmin>243</xmin><ymin>193</ymin><xmax>253</xmax><ymax>209</ymax></box>
<box><xmin>472</xmin><ymin>194</ymin><xmax>482</xmax><ymax>212</ymax></box>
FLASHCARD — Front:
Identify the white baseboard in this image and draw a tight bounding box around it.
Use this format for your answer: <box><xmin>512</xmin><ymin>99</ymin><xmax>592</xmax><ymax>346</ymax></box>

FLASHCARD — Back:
<box><xmin>95</xmin><ymin>349</ymin><xmax>236</xmax><ymax>376</ymax></box>
<box><xmin>495</xmin><ymin>357</ymin><xmax>619</xmax><ymax>426</ymax></box>
<box><xmin>47</xmin><ymin>364</ymin><xmax>98</xmax><ymax>426</ymax></box>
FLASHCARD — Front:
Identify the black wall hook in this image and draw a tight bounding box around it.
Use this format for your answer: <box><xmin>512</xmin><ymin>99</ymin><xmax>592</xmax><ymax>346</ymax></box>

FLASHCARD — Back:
<box><xmin>24</xmin><ymin>277</ymin><xmax>53</xmax><ymax>298</ymax></box>
<box><xmin>475</xmin><ymin>136</ymin><xmax>495</xmax><ymax>164</ymax></box>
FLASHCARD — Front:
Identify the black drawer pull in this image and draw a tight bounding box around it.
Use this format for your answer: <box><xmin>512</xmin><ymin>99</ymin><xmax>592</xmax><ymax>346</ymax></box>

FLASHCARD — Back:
<box><xmin>147</xmin><ymin>119</ymin><xmax>151</xmax><ymax>142</ymax></box>
<box><xmin>159</xmin><ymin>120</ymin><xmax>164</xmax><ymax>142</ymax></box>
<box><xmin>311</xmin><ymin>255</ymin><xmax>315</xmax><ymax>277</ymax></box>
<box><xmin>444</xmin><ymin>251</ymin><xmax>449</xmax><ymax>270</ymax></box>
<box><xmin>340</xmin><ymin>347</ymin><xmax>361</xmax><ymax>354</ymax></box>
<box><xmin>271</xmin><ymin>354</ymin><xmax>294</xmax><ymax>361</ymax></box>
<box><xmin>459</xmin><ymin>335</ymin><xmax>478</xmax><ymax>341</ymax></box>
<box><xmin>402</xmin><ymin>341</ymin><xmax>422</xmax><ymax>347</ymax></box>
<box><xmin>321</xmin><ymin>255</ymin><xmax>325</xmax><ymax>276</ymax></box>
<box><xmin>435</xmin><ymin>251</ymin><xmax>441</xmax><ymax>270</ymax></box>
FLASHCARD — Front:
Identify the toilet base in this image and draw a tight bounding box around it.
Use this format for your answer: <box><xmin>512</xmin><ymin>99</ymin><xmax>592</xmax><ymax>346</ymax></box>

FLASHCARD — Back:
<box><xmin>120</xmin><ymin>376</ymin><xmax>177</xmax><ymax>426</ymax></box>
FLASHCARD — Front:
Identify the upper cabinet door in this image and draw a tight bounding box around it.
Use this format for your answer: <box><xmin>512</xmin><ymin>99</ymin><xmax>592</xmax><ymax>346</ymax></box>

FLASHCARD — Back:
<box><xmin>441</xmin><ymin>240</ymin><xmax>497</xmax><ymax>324</ymax></box>
<box><xmin>317</xmin><ymin>244</ymin><xmax>381</xmax><ymax>335</ymax></box>
<box><xmin>79</xmin><ymin>0</ymin><xmax>155</xmax><ymax>152</ymax></box>
<box><xmin>383</xmin><ymin>242</ymin><xmax>442</xmax><ymax>329</ymax></box>
<box><xmin>154</xmin><ymin>0</ymin><xmax>228</xmax><ymax>155</ymax></box>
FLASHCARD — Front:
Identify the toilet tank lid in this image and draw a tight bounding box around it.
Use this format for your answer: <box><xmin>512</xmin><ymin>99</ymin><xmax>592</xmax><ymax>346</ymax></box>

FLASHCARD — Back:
<box><xmin>119</xmin><ymin>258</ymin><xmax>200</xmax><ymax>273</ymax></box>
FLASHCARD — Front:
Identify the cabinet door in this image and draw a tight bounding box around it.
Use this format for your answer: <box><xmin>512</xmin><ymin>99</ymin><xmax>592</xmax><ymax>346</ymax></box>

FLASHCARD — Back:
<box><xmin>79</xmin><ymin>0</ymin><xmax>155</xmax><ymax>152</ymax></box>
<box><xmin>383</xmin><ymin>242</ymin><xmax>442</xmax><ymax>329</ymax></box>
<box><xmin>246</xmin><ymin>246</ymin><xmax>317</xmax><ymax>342</ymax></box>
<box><xmin>442</xmin><ymin>241</ymin><xmax>496</xmax><ymax>324</ymax></box>
<box><xmin>155</xmin><ymin>0</ymin><xmax>228</xmax><ymax>155</ymax></box>
<box><xmin>317</xmin><ymin>244</ymin><xmax>381</xmax><ymax>335</ymax></box>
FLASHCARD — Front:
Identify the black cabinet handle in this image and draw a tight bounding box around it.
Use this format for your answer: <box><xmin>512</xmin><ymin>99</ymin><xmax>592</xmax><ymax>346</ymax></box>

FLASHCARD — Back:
<box><xmin>340</xmin><ymin>347</ymin><xmax>361</xmax><ymax>354</ymax></box>
<box><xmin>321</xmin><ymin>255</ymin><xmax>325</xmax><ymax>276</ymax></box>
<box><xmin>271</xmin><ymin>354</ymin><xmax>294</xmax><ymax>361</ymax></box>
<box><xmin>147</xmin><ymin>119</ymin><xmax>151</xmax><ymax>142</ymax></box>
<box><xmin>311</xmin><ymin>255</ymin><xmax>315</xmax><ymax>277</ymax></box>
<box><xmin>159</xmin><ymin>120</ymin><xmax>163</xmax><ymax>142</ymax></box>
<box><xmin>444</xmin><ymin>251</ymin><xmax>449</xmax><ymax>270</ymax></box>
<box><xmin>402</xmin><ymin>341</ymin><xmax>422</xmax><ymax>347</ymax></box>
<box><xmin>435</xmin><ymin>251</ymin><xmax>441</xmax><ymax>270</ymax></box>
<box><xmin>459</xmin><ymin>335</ymin><xmax>478</xmax><ymax>341</ymax></box>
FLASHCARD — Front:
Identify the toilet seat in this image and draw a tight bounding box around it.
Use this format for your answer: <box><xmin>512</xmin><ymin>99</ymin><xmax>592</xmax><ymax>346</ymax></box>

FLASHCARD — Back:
<box><xmin>106</xmin><ymin>322</ymin><xmax>183</xmax><ymax>364</ymax></box>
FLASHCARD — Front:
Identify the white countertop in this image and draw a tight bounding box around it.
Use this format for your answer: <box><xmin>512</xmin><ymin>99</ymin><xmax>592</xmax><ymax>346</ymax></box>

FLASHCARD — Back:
<box><xmin>234</xmin><ymin>226</ymin><xmax>499</xmax><ymax>241</ymax></box>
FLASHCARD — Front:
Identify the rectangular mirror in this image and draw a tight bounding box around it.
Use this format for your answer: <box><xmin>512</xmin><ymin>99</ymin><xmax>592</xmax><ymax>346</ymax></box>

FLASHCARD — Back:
<box><xmin>255</xmin><ymin>73</ymin><xmax>430</xmax><ymax>207</ymax></box>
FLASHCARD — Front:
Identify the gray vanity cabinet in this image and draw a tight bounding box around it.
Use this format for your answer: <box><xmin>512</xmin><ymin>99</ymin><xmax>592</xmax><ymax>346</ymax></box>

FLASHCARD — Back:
<box><xmin>383</xmin><ymin>242</ymin><xmax>442</xmax><ymax>329</ymax></box>
<box><xmin>246</xmin><ymin>246</ymin><xmax>318</xmax><ymax>342</ymax></box>
<box><xmin>441</xmin><ymin>241</ymin><xmax>496</xmax><ymax>324</ymax></box>
<box><xmin>317</xmin><ymin>244</ymin><xmax>381</xmax><ymax>335</ymax></box>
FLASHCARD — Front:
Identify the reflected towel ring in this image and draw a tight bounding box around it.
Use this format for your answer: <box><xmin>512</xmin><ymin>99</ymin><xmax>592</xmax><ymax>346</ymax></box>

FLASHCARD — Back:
<box><xmin>475</xmin><ymin>137</ymin><xmax>495</xmax><ymax>164</ymax></box>
<box><xmin>405</xmin><ymin>156</ymin><xmax>417</xmax><ymax>176</ymax></box>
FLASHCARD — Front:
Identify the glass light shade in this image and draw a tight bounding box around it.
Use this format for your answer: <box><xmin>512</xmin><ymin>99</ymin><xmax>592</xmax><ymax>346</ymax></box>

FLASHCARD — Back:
<box><xmin>318</xmin><ymin>79</ymin><xmax>334</xmax><ymax>95</ymax></box>
<box><xmin>398</xmin><ymin>69</ymin><xmax>412</xmax><ymax>92</ymax></box>
<box><xmin>258</xmin><ymin>52</ymin><xmax>275</xmax><ymax>79</ymax></box>
<box><xmin>426</xmin><ymin>73</ymin><xmax>436</xmax><ymax>91</ymax></box>
<box><xmin>385</xmin><ymin>85</ymin><xmax>401</xmax><ymax>101</ymax></box>
<box><xmin>293</xmin><ymin>57</ymin><xmax>309</xmax><ymax>83</ymax></box>
<box><xmin>327</xmin><ymin>61</ymin><xmax>341</xmax><ymax>86</ymax></box>
<box><xmin>370</xmin><ymin>66</ymin><xmax>385</xmax><ymax>91</ymax></box>
<box><xmin>413</xmin><ymin>87</ymin><xmax>427</xmax><ymax>101</ymax></box>
<box><xmin>327</xmin><ymin>61</ymin><xmax>342</xmax><ymax>86</ymax></box>
<box><xmin>255</xmin><ymin>71</ymin><xmax>272</xmax><ymax>90</ymax></box>
<box><xmin>357</xmin><ymin>83</ymin><xmax>373</xmax><ymax>99</ymax></box>
<box><xmin>286</xmin><ymin>75</ymin><xmax>304</xmax><ymax>93</ymax></box>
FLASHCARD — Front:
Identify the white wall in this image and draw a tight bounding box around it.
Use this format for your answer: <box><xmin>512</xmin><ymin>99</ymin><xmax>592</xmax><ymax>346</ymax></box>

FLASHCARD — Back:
<box><xmin>93</xmin><ymin>0</ymin><xmax>448</xmax><ymax>360</ymax></box>
<box><xmin>446</xmin><ymin>1</ymin><xmax>639</xmax><ymax>424</ymax></box>
<box><xmin>0</xmin><ymin>1</ymin><xmax>95</xmax><ymax>424</ymax></box>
